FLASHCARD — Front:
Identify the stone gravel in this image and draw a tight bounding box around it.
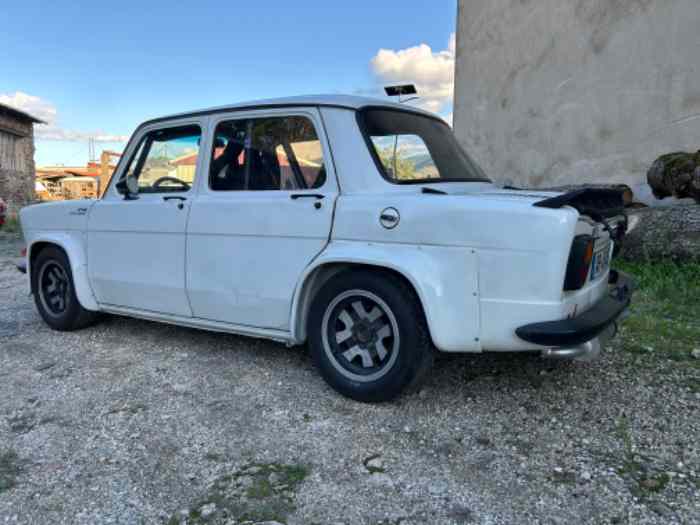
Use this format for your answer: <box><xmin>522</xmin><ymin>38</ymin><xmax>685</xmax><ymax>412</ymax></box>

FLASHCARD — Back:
<box><xmin>0</xmin><ymin>233</ymin><xmax>698</xmax><ymax>524</ymax></box>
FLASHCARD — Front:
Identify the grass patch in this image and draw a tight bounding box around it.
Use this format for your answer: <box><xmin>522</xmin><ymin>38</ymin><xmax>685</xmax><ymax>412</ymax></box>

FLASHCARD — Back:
<box><xmin>167</xmin><ymin>462</ymin><xmax>309</xmax><ymax>524</ymax></box>
<box><xmin>614</xmin><ymin>260</ymin><xmax>700</xmax><ymax>363</ymax></box>
<box><xmin>613</xmin><ymin>416</ymin><xmax>672</xmax><ymax>498</ymax></box>
<box><xmin>0</xmin><ymin>450</ymin><xmax>20</xmax><ymax>492</ymax></box>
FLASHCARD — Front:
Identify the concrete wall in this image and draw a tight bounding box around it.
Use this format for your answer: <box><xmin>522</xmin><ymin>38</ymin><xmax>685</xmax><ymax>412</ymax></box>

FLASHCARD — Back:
<box><xmin>0</xmin><ymin>109</ymin><xmax>36</xmax><ymax>208</ymax></box>
<box><xmin>453</xmin><ymin>0</ymin><xmax>700</xmax><ymax>203</ymax></box>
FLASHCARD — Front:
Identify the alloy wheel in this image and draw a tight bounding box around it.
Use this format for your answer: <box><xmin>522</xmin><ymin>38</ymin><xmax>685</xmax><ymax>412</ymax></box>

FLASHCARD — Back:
<box><xmin>38</xmin><ymin>261</ymin><xmax>71</xmax><ymax>317</ymax></box>
<box><xmin>321</xmin><ymin>289</ymin><xmax>400</xmax><ymax>382</ymax></box>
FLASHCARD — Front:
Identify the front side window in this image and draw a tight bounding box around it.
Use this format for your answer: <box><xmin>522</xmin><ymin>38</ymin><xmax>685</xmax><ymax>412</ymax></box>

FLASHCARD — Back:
<box><xmin>359</xmin><ymin>108</ymin><xmax>490</xmax><ymax>184</ymax></box>
<box><xmin>210</xmin><ymin>115</ymin><xmax>326</xmax><ymax>191</ymax></box>
<box><xmin>118</xmin><ymin>125</ymin><xmax>201</xmax><ymax>195</ymax></box>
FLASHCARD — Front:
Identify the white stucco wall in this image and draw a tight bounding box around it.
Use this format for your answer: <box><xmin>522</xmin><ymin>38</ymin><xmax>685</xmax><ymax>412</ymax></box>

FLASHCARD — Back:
<box><xmin>453</xmin><ymin>0</ymin><xmax>700</xmax><ymax>203</ymax></box>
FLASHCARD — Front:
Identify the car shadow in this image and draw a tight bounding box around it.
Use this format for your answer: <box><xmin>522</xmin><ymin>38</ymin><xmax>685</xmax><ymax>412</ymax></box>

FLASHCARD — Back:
<box><xmin>97</xmin><ymin>313</ymin><xmax>586</xmax><ymax>402</ymax></box>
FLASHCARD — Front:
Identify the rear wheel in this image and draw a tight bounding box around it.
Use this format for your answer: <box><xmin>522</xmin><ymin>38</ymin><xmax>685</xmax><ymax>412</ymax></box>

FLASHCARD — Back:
<box><xmin>308</xmin><ymin>270</ymin><xmax>433</xmax><ymax>402</ymax></box>
<box><xmin>32</xmin><ymin>246</ymin><xmax>98</xmax><ymax>331</ymax></box>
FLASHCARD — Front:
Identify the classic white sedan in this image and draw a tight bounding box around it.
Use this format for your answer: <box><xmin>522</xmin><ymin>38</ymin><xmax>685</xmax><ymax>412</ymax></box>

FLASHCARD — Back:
<box><xmin>19</xmin><ymin>95</ymin><xmax>633</xmax><ymax>401</ymax></box>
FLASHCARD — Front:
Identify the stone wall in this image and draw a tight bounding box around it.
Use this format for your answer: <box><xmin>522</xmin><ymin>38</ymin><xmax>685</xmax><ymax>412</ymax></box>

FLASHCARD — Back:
<box><xmin>453</xmin><ymin>0</ymin><xmax>700</xmax><ymax>205</ymax></box>
<box><xmin>0</xmin><ymin>109</ymin><xmax>36</xmax><ymax>208</ymax></box>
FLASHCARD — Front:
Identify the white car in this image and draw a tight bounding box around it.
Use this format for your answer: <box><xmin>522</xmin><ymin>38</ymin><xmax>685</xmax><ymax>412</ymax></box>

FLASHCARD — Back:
<box><xmin>18</xmin><ymin>95</ymin><xmax>633</xmax><ymax>401</ymax></box>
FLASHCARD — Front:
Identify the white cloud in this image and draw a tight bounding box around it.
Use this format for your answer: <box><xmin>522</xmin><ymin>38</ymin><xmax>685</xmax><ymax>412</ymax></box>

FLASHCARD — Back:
<box><xmin>0</xmin><ymin>91</ymin><xmax>128</xmax><ymax>143</ymax></box>
<box><xmin>370</xmin><ymin>33</ymin><xmax>456</xmax><ymax>114</ymax></box>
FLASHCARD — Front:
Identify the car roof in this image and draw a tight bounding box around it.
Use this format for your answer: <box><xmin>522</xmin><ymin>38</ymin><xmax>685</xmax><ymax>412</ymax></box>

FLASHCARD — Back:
<box><xmin>141</xmin><ymin>94</ymin><xmax>439</xmax><ymax>126</ymax></box>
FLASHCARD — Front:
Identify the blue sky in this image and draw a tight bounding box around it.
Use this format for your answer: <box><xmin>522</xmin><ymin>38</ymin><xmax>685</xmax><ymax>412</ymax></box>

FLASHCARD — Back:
<box><xmin>1</xmin><ymin>1</ymin><xmax>457</xmax><ymax>166</ymax></box>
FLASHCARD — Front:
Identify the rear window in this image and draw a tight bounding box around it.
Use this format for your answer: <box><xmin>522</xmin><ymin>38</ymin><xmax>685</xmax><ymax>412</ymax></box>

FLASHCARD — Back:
<box><xmin>358</xmin><ymin>108</ymin><xmax>490</xmax><ymax>184</ymax></box>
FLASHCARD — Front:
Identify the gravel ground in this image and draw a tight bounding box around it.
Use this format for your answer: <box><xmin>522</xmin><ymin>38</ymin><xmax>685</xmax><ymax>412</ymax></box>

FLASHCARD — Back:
<box><xmin>0</xmin><ymin>232</ymin><xmax>698</xmax><ymax>525</ymax></box>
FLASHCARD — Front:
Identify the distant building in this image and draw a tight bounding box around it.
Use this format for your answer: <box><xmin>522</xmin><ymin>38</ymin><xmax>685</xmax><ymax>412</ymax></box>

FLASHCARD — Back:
<box><xmin>0</xmin><ymin>102</ymin><xmax>43</xmax><ymax>207</ymax></box>
<box><xmin>36</xmin><ymin>151</ymin><xmax>120</xmax><ymax>201</ymax></box>
<box><xmin>453</xmin><ymin>0</ymin><xmax>700</xmax><ymax>204</ymax></box>
<box><xmin>60</xmin><ymin>176</ymin><xmax>98</xmax><ymax>200</ymax></box>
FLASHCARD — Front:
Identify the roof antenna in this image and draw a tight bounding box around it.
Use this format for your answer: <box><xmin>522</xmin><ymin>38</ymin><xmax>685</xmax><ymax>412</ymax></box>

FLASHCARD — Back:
<box><xmin>384</xmin><ymin>84</ymin><xmax>419</xmax><ymax>104</ymax></box>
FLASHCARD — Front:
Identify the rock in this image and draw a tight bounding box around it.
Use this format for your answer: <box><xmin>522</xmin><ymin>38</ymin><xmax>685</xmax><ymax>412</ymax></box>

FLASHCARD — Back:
<box><xmin>649</xmin><ymin>502</ymin><xmax>673</xmax><ymax>517</ymax></box>
<box><xmin>621</xmin><ymin>204</ymin><xmax>700</xmax><ymax>261</ymax></box>
<box><xmin>33</xmin><ymin>361</ymin><xmax>57</xmax><ymax>372</ymax></box>
<box><xmin>640</xmin><ymin>478</ymin><xmax>661</xmax><ymax>490</ymax></box>
<box><xmin>367</xmin><ymin>473</ymin><xmax>394</xmax><ymax>486</ymax></box>
<box><xmin>238</xmin><ymin>475</ymin><xmax>254</xmax><ymax>489</ymax></box>
<box><xmin>647</xmin><ymin>151</ymin><xmax>700</xmax><ymax>202</ymax></box>
<box><xmin>581</xmin><ymin>471</ymin><xmax>592</xmax><ymax>481</ymax></box>
<box><xmin>428</xmin><ymin>480</ymin><xmax>449</xmax><ymax>496</ymax></box>
<box><xmin>366</xmin><ymin>457</ymin><xmax>383</xmax><ymax>471</ymax></box>
<box><xmin>691</xmin><ymin>349</ymin><xmax>700</xmax><ymax>360</ymax></box>
<box><xmin>199</xmin><ymin>503</ymin><xmax>216</xmax><ymax>519</ymax></box>
<box><xmin>267</xmin><ymin>472</ymin><xmax>281</xmax><ymax>485</ymax></box>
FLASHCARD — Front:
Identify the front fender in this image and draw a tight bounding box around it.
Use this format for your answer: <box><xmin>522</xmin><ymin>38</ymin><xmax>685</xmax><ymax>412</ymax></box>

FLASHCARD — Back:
<box><xmin>291</xmin><ymin>240</ymin><xmax>481</xmax><ymax>352</ymax></box>
<box><xmin>26</xmin><ymin>231</ymin><xmax>99</xmax><ymax>312</ymax></box>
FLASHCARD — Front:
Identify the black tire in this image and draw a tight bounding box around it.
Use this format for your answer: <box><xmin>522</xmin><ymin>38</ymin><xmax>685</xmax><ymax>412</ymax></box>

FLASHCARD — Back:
<box><xmin>308</xmin><ymin>269</ymin><xmax>433</xmax><ymax>402</ymax></box>
<box><xmin>32</xmin><ymin>246</ymin><xmax>99</xmax><ymax>331</ymax></box>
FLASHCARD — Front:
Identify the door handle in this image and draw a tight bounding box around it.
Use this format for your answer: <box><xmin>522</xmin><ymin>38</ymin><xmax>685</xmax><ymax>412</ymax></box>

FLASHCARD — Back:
<box><xmin>163</xmin><ymin>195</ymin><xmax>187</xmax><ymax>209</ymax></box>
<box><xmin>290</xmin><ymin>193</ymin><xmax>325</xmax><ymax>200</ymax></box>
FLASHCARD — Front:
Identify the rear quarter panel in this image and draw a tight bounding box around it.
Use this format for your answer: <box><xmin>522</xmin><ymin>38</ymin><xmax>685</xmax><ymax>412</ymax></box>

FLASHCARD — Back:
<box><xmin>329</xmin><ymin>194</ymin><xmax>580</xmax><ymax>352</ymax></box>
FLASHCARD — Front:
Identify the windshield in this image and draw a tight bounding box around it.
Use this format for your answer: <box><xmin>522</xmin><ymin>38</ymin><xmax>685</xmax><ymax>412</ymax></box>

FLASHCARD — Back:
<box><xmin>358</xmin><ymin>108</ymin><xmax>490</xmax><ymax>184</ymax></box>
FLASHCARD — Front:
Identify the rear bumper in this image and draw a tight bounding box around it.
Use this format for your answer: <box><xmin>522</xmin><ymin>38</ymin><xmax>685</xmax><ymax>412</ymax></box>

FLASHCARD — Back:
<box><xmin>16</xmin><ymin>260</ymin><xmax>27</xmax><ymax>274</ymax></box>
<box><xmin>515</xmin><ymin>270</ymin><xmax>634</xmax><ymax>347</ymax></box>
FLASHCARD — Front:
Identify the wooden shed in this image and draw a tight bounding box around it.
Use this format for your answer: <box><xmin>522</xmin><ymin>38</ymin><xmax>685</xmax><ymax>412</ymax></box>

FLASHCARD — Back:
<box><xmin>0</xmin><ymin>103</ymin><xmax>44</xmax><ymax>207</ymax></box>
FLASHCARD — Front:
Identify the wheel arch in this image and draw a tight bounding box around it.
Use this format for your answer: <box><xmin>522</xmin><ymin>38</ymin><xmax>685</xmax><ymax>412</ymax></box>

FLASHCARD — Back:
<box><xmin>290</xmin><ymin>260</ymin><xmax>430</xmax><ymax>346</ymax></box>
<box><xmin>27</xmin><ymin>234</ymin><xmax>99</xmax><ymax>311</ymax></box>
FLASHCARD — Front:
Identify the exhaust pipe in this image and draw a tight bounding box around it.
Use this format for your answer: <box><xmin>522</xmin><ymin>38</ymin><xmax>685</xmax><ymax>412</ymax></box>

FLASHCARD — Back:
<box><xmin>540</xmin><ymin>323</ymin><xmax>616</xmax><ymax>362</ymax></box>
<box><xmin>541</xmin><ymin>338</ymin><xmax>601</xmax><ymax>361</ymax></box>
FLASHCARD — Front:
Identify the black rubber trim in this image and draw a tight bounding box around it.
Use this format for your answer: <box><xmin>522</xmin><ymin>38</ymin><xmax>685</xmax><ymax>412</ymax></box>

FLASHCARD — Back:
<box><xmin>515</xmin><ymin>271</ymin><xmax>634</xmax><ymax>347</ymax></box>
<box><xmin>533</xmin><ymin>188</ymin><xmax>625</xmax><ymax>218</ymax></box>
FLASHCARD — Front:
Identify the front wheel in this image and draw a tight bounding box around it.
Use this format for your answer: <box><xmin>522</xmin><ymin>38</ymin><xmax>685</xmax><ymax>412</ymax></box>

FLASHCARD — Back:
<box><xmin>308</xmin><ymin>270</ymin><xmax>433</xmax><ymax>402</ymax></box>
<box><xmin>32</xmin><ymin>246</ymin><xmax>99</xmax><ymax>331</ymax></box>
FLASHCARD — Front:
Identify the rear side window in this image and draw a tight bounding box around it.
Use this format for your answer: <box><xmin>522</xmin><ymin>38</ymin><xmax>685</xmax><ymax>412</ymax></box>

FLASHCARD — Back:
<box><xmin>358</xmin><ymin>108</ymin><xmax>490</xmax><ymax>184</ymax></box>
<box><xmin>209</xmin><ymin>116</ymin><xmax>326</xmax><ymax>191</ymax></box>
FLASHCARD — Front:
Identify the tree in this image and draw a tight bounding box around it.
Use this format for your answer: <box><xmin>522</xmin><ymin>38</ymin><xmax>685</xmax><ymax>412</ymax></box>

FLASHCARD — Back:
<box><xmin>377</xmin><ymin>146</ymin><xmax>418</xmax><ymax>180</ymax></box>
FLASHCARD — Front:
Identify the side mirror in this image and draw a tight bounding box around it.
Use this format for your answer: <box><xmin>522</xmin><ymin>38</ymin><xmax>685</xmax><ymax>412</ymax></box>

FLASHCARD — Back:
<box><xmin>115</xmin><ymin>177</ymin><xmax>139</xmax><ymax>200</ymax></box>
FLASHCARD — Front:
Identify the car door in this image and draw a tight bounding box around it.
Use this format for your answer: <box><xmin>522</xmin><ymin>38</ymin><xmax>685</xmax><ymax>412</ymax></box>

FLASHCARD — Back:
<box><xmin>186</xmin><ymin>108</ymin><xmax>338</xmax><ymax>329</ymax></box>
<box><xmin>87</xmin><ymin>119</ymin><xmax>206</xmax><ymax>317</ymax></box>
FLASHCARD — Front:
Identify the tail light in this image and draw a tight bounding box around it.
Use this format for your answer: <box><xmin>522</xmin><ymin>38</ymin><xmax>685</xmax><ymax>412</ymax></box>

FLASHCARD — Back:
<box><xmin>20</xmin><ymin>247</ymin><xmax>27</xmax><ymax>258</ymax></box>
<box><xmin>564</xmin><ymin>235</ymin><xmax>595</xmax><ymax>291</ymax></box>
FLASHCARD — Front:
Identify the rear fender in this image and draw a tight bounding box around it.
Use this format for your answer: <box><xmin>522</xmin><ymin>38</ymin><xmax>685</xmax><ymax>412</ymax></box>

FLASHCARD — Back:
<box><xmin>290</xmin><ymin>240</ymin><xmax>481</xmax><ymax>352</ymax></box>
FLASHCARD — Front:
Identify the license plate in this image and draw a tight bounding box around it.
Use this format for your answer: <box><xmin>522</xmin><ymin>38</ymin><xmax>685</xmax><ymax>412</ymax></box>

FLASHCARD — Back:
<box><xmin>590</xmin><ymin>243</ymin><xmax>611</xmax><ymax>280</ymax></box>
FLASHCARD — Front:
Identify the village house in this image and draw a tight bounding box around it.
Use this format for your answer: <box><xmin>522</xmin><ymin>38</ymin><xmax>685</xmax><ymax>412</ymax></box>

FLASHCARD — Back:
<box><xmin>0</xmin><ymin>102</ymin><xmax>43</xmax><ymax>208</ymax></box>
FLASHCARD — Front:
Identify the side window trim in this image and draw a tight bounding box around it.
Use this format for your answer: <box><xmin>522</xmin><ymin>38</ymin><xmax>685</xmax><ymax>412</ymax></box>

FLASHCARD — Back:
<box><xmin>131</xmin><ymin>135</ymin><xmax>153</xmax><ymax>182</ymax></box>
<box><xmin>280</xmin><ymin>138</ymin><xmax>307</xmax><ymax>189</ymax></box>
